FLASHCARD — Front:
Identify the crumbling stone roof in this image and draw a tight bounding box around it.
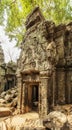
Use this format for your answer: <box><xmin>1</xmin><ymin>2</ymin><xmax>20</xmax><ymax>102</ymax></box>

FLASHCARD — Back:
<box><xmin>25</xmin><ymin>6</ymin><xmax>45</xmax><ymax>30</ymax></box>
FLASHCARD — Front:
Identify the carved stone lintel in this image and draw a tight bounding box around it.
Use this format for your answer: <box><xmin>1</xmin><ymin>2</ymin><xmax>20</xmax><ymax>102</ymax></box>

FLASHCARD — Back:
<box><xmin>40</xmin><ymin>72</ymin><xmax>51</xmax><ymax>78</ymax></box>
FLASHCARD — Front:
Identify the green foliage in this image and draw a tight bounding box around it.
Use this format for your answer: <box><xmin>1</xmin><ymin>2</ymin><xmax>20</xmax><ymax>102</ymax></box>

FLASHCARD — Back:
<box><xmin>0</xmin><ymin>0</ymin><xmax>72</xmax><ymax>45</ymax></box>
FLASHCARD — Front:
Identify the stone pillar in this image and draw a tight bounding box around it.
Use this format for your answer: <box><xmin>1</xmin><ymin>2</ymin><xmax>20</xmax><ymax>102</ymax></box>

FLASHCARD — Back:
<box><xmin>52</xmin><ymin>68</ymin><xmax>56</xmax><ymax>106</ymax></box>
<box><xmin>66</xmin><ymin>68</ymin><xmax>72</xmax><ymax>104</ymax></box>
<box><xmin>57</xmin><ymin>68</ymin><xmax>65</xmax><ymax>104</ymax></box>
<box><xmin>13</xmin><ymin>76</ymin><xmax>16</xmax><ymax>87</ymax></box>
<box><xmin>0</xmin><ymin>76</ymin><xmax>5</xmax><ymax>92</ymax></box>
<box><xmin>39</xmin><ymin>72</ymin><xmax>49</xmax><ymax>118</ymax></box>
<box><xmin>22</xmin><ymin>83</ymin><xmax>25</xmax><ymax>113</ymax></box>
<box><xmin>17</xmin><ymin>74</ymin><xmax>22</xmax><ymax>114</ymax></box>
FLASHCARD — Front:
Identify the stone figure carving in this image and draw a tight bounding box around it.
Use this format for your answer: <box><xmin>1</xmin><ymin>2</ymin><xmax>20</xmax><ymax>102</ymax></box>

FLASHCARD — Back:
<box><xmin>47</xmin><ymin>41</ymin><xmax>57</xmax><ymax>63</ymax></box>
<box><xmin>40</xmin><ymin>41</ymin><xmax>57</xmax><ymax>76</ymax></box>
<box><xmin>46</xmin><ymin>41</ymin><xmax>57</xmax><ymax>76</ymax></box>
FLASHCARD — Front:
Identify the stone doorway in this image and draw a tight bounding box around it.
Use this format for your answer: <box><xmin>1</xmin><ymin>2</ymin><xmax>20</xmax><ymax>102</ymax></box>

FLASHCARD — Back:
<box><xmin>31</xmin><ymin>85</ymin><xmax>39</xmax><ymax>111</ymax></box>
<box><xmin>17</xmin><ymin>69</ymin><xmax>49</xmax><ymax>117</ymax></box>
<box><xmin>17</xmin><ymin>69</ymin><xmax>40</xmax><ymax>114</ymax></box>
<box><xmin>27</xmin><ymin>83</ymin><xmax>39</xmax><ymax>112</ymax></box>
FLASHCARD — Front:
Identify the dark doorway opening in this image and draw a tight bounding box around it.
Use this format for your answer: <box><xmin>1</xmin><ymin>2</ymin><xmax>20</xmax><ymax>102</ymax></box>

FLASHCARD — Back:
<box><xmin>32</xmin><ymin>85</ymin><xmax>39</xmax><ymax>111</ymax></box>
<box><xmin>46</xmin><ymin>128</ymin><xmax>51</xmax><ymax>130</ymax></box>
<box><xmin>4</xmin><ymin>81</ymin><xmax>12</xmax><ymax>91</ymax></box>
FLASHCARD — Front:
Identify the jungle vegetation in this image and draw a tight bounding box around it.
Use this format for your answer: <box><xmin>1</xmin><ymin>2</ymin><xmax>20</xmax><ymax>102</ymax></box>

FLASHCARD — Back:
<box><xmin>0</xmin><ymin>0</ymin><xmax>72</xmax><ymax>45</ymax></box>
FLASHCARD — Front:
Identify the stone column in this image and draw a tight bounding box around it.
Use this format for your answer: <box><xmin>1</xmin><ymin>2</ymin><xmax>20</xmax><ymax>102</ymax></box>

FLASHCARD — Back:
<box><xmin>57</xmin><ymin>68</ymin><xmax>65</xmax><ymax>104</ymax></box>
<box><xmin>17</xmin><ymin>74</ymin><xmax>22</xmax><ymax>114</ymax></box>
<box><xmin>13</xmin><ymin>76</ymin><xmax>16</xmax><ymax>87</ymax></box>
<box><xmin>22</xmin><ymin>83</ymin><xmax>25</xmax><ymax>113</ymax></box>
<box><xmin>1</xmin><ymin>76</ymin><xmax>5</xmax><ymax>92</ymax></box>
<box><xmin>39</xmin><ymin>72</ymin><xmax>49</xmax><ymax>118</ymax></box>
<box><xmin>66</xmin><ymin>68</ymin><xmax>72</xmax><ymax>104</ymax></box>
<box><xmin>52</xmin><ymin>68</ymin><xmax>56</xmax><ymax>106</ymax></box>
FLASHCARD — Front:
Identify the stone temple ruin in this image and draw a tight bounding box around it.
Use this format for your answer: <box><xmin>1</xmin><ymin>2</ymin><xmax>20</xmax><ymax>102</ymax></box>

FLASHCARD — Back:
<box><xmin>0</xmin><ymin>45</ymin><xmax>5</xmax><ymax>92</ymax></box>
<box><xmin>17</xmin><ymin>7</ymin><xmax>72</xmax><ymax>118</ymax></box>
<box><xmin>0</xmin><ymin>45</ymin><xmax>17</xmax><ymax>93</ymax></box>
<box><xmin>4</xmin><ymin>62</ymin><xmax>17</xmax><ymax>91</ymax></box>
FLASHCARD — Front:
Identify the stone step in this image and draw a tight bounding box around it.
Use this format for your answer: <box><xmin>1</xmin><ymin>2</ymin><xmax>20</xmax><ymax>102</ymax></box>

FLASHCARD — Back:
<box><xmin>0</xmin><ymin>107</ymin><xmax>12</xmax><ymax>117</ymax></box>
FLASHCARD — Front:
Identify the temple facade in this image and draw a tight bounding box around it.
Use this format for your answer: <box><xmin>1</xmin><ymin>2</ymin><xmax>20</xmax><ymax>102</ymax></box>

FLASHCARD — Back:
<box><xmin>17</xmin><ymin>7</ymin><xmax>72</xmax><ymax>118</ymax></box>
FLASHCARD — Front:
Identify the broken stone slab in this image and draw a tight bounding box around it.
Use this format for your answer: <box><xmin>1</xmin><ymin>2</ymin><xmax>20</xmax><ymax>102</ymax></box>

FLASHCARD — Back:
<box><xmin>0</xmin><ymin>99</ymin><xmax>7</xmax><ymax>107</ymax></box>
<box><xmin>53</xmin><ymin>105</ymin><xmax>72</xmax><ymax>115</ymax></box>
<box><xmin>0</xmin><ymin>87</ymin><xmax>18</xmax><ymax>111</ymax></box>
<box><xmin>10</xmin><ymin>97</ymin><xmax>17</xmax><ymax>108</ymax></box>
<box><xmin>0</xmin><ymin>91</ymin><xmax>6</xmax><ymax>98</ymax></box>
<box><xmin>4</xmin><ymin>94</ymin><xmax>13</xmax><ymax>103</ymax></box>
<box><xmin>0</xmin><ymin>99</ymin><xmax>6</xmax><ymax>104</ymax></box>
<box><xmin>67</xmin><ymin>115</ymin><xmax>72</xmax><ymax>129</ymax></box>
<box><xmin>0</xmin><ymin>121</ymin><xmax>7</xmax><ymax>130</ymax></box>
<box><xmin>19</xmin><ymin>127</ymin><xmax>45</xmax><ymax>130</ymax></box>
<box><xmin>0</xmin><ymin>124</ymin><xmax>45</xmax><ymax>130</ymax></box>
<box><xmin>0</xmin><ymin>113</ymin><xmax>45</xmax><ymax>130</ymax></box>
<box><xmin>10</xmin><ymin>89</ymin><xmax>17</xmax><ymax>94</ymax></box>
<box><xmin>11</xmin><ymin>92</ymin><xmax>18</xmax><ymax>98</ymax></box>
<box><xmin>43</xmin><ymin>111</ymin><xmax>67</xmax><ymax>130</ymax></box>
<box><xmin>0</xmin><ymin>107</ymin><xmax>12</xmax><ymax>117</ymax></box>
<box><xmin>60</xmin><ymin>122</ymin><xmax>70</xmax><ymax>130</ymax></box>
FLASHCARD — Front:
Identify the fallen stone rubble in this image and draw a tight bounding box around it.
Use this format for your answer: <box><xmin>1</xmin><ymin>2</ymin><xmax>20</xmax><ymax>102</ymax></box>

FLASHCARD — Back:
<box><xmin>0</xmin><ymin>87</ymin><xmax>72</xmax><ymax>130</ymax></box>
<box><xmin>0</xmin><ymin>87</ymin><xmax>18</xmax><ymax>107</ymax></box>
<box><xmin>0</xmin><ymin>113</ymin><xmax>45</xmax><ymax>130</ymax></box>
<box><xmin>43</xmin><ymin>110</ymin><xmax>72</xmax><ymax>130</ymax></box>
<box><xmin>0</xmin><ymin>110</ymin><xmax>72</xmax><ymax>130</ymax></box>
<box><xmin>0</xmin><ymin>87</ymin><xmax>18</xmax><ymax>117</ymax></box>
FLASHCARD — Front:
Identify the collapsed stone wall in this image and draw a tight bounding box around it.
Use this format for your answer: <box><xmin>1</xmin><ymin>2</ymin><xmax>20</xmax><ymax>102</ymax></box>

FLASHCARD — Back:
<box><xmin>0</xmin><ymin>45</ymin><xmax>17</xmax><ymax>93</ymax></box>
<box><xmin>4</xmin><ymin>62</ymin><xmax>17</xmax><ymax>91</ymax></box>
<box><xmin>0</xmin><ymin>45</ymin><xmax>5</xmax><ymax>93</ymax></box>
<box><xmin>17</xmin><ymin>7</ymin><xmax>72</xmax><ymax>117</ymax></box>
